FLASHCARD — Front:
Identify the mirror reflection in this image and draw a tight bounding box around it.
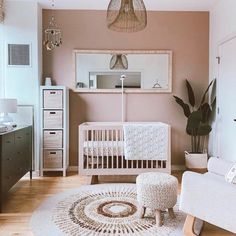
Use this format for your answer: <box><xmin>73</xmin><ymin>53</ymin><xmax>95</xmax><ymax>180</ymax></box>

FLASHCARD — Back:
<box><xmin>74</xmin><ymin>50</ymin><xmax>172</xmax><ymax>93</ymax></box>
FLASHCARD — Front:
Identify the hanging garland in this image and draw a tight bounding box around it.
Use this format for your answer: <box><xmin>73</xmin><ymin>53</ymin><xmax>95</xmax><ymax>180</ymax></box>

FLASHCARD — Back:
<box><xmin>0</xmin><ymin>0</ymin><xmax>4</xmax><ymax>23</ymax></box>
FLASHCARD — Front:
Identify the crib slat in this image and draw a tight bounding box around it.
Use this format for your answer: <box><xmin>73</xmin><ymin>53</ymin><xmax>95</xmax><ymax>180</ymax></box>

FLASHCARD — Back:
<box><xmin>96</xmin><ymin>130</ymin><xmax>99</xmax><ymax>169</ymax></box>
<box><xmin>91</xmin><ymin>130</ymin><xmax>94</xmax><ymax>169</ymax></box>
<box><xmin>111</xmin><ymin>130</ymin><xmax>114</xmax><ymax>169</ymax></box>
<box><xmin>116</xmin><ymin>130</ymin><xmax>119</xmax><ymax>168</ymax></box>
<box><xmin>121</xmin><ymin>129</ymin><xmax>124</xmax><ymax>169</ymax></box>
<box><xmin>102</xmin><ymin>130</ymin><xmax>104</xmax><ymax>169</ymax></box>
<box><xmin>106</xmin><ymin>129</ymin><xmax>109</xmax><ymax>168</ymax></box>
<box><xmin>86</xmin><ymin>130</ymin><xmax>89</xmax><ymax>169</ymax></box>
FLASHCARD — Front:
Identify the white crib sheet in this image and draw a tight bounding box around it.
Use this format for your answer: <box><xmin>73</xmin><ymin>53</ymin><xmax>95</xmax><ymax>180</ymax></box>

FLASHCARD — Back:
<box><xmin>83</xmin><ymin>141</ymin><xmax>124</xmax><ymax>156</ymax></box>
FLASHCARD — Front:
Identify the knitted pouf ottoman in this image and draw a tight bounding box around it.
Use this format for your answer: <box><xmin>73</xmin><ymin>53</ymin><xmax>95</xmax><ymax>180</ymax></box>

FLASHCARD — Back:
<box><xmin>136</xmin><ymin>172</ymin><xmax>178</xmax><ymax>226</ymax></box>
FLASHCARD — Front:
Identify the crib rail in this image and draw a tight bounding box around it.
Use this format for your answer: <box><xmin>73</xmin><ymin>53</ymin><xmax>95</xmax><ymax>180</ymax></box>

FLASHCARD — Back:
<box><xmin>79</xmin><ymin>122</ymin><xmax>171</xmax><ymax>175</ymax></box>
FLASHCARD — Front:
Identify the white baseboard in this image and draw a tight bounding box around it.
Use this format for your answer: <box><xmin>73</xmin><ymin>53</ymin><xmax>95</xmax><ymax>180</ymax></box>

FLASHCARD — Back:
<box><xmin>67</xmin><ymin>165</ymin><xmax>186</xmax><ymax>172</ymax></box>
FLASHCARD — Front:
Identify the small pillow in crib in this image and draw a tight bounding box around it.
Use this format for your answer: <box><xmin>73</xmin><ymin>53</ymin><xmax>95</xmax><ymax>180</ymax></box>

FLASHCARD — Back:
<box><xmin>225</xmin><ymin>163</ymin><xmax>236</xmax><ymax>184</ymax></box>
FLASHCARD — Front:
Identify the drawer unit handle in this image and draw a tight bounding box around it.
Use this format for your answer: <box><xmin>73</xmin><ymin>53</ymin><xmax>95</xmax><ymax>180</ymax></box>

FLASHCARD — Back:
<box><xmin>6</xmin><ymin>141</ymin><xmax>11</xmax><ymax>144</ymax></box>
<box><xmin>17</xmin><ymin>136</ymin><xmax>22</xmax><ymax>139</ymax></box>
<box><xmin>50</xmin><ymin>152</ymin><xmax>57</xmax><ymax>155</ymax></box>
<box><xmin>49</xmin><ymin>132</ymin><xmax>56</xmax><ymax>135</ymax></box>
<box><xmin>50</xmin><ymin>92</ymin><xmax>56</xmax><ymax>94</ymax></box>
<box><xmin>50</xmin><ymin>112</ymin><xmax>56</xmax><ymax>114</ymax></box>
<box><xmin>6</xmin><ymin>158</ymin><xmax>12</xmax><ymax>161</ymax></box>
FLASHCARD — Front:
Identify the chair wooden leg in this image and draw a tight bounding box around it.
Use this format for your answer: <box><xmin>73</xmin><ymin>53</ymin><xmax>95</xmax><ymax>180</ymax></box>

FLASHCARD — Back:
<box><xmin>183</xmin><ymin>215</ymin><xmax>198</xmax><ymax>236</ymax></box>
<box><xmin>140</xmin><ymin>207</ymin><xmax>146</xmax><ymax>218</ymax></box>
<box><xmin>168</xmin><ymin>208</ymin><xmax>175</xmax><ymax>219</ymax></box>
<box><xmin>155</xmin><ymin>210</ymin><xmax>163</xmax><ymax>227</ymax></box>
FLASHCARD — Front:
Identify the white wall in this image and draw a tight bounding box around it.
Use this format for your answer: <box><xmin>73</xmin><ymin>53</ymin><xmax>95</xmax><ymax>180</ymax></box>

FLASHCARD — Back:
<box><xmin>209</xmin><ymin>0</ymin><xmax>236</xmax><ymax>156</ymax></box>
<box><xmin>0</xmin><ymin>21</ymin><xmax>4</xmax><ymax>97</ymax></box>
<box><xmin>1</xmin><ymin>1</ymin><xmax>42</xmax><ymax>171</ymax></box>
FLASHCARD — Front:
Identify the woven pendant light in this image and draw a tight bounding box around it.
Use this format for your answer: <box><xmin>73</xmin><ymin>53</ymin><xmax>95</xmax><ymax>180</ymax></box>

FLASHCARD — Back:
<box><xmin>107</xmin><ymin>0</ymin><xmax>147</xmax><ymax>33</ymax></box>
<box><xmin>110</xmin><ymin>54</ymin><xmax>128</xmax><ymax>70</ymax></box>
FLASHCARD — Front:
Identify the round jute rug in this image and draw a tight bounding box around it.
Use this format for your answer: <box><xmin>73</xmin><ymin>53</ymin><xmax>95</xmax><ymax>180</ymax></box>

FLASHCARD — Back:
<box><xmin>30</xmin><ymin>184</ymin><xmax>186</xmax><ymax>236</ymax></box>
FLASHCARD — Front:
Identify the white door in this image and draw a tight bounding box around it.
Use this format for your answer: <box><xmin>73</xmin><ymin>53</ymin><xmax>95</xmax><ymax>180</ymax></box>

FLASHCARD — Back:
<box><xmin>218</xmin><ymin>37</ymin><xmax>236</xmax><ymax>161</ymax></box>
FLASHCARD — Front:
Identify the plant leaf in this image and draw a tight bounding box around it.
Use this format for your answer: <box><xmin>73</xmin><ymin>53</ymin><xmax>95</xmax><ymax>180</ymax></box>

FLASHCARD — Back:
<box><xmin>186</xmin><ymin>80</ymin><xmax>195</xmax><ymax>107</ymax></box>
<box><xmin>200</xmin><ymin>80</ymin><xmax>214</xmax><ymax>105</ymax></box>
<box><xmin>199</xmin><ymin>103</ymin><xmax>212</xmax><ymax>123</ymax></box>
<box><xmin>210</xmin><ymin>79</ymin><xmax>216</xmax><ymax>107</ymax></box>
<box><xmin>197</xmin><ymin>124</ymin><xmax>212</xmax><ymax>136</ymax></box>
<box><xmin>187</xmin><ymin>110</ymin><xmax>202</xmax><ymax>129</ymax></box>
<box><xmin>173</xmin><ymin>96</ymin><xmax>191</xmax><ymax>117</ymax></box>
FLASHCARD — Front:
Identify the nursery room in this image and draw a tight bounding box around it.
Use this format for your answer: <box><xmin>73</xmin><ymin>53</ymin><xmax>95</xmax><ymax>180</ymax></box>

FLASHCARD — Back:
<box><xmin>0</xmin><ymin>0</ymin><xmax>235</xmax><ymax>235</ymax></box>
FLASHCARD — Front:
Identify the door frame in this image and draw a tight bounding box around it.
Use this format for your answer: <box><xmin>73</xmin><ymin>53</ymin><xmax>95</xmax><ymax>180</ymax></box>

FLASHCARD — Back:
<box><xmin>216</xmin><ymin>32</ymin><xmax>236</xmax><ymax>158</ymax></box>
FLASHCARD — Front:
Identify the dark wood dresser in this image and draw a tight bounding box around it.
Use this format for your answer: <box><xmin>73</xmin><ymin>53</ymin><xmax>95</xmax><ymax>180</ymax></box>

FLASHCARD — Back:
<box><xmin>0</xmin><ymin>126</ymin><xmax>32</xmax><ymax>212</ymax></box>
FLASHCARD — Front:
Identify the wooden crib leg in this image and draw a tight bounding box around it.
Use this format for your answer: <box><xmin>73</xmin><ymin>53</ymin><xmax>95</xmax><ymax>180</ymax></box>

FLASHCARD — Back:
<box><xmin>91</xmin><ymin>175</ymin><xmax>99</xmax><ymax>185</ymax></box>
<box><xmin>86</xmin><ymin>175</ymin><xmax>99</xmax><ymax>185</ymax></box>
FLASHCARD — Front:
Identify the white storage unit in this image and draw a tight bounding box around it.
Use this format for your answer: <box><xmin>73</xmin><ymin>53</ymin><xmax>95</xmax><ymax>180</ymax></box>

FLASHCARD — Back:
<box><xmin>40</xmin><ymin>86</ymin><xmax>69</xmax><ymax>176</ymax></box>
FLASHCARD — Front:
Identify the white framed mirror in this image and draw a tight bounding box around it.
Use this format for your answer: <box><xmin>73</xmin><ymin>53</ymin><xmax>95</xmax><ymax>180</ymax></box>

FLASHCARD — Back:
<box><xmin>73</xmin><ymin>50</ymin><xmax>172</xmax><ymax>93</ymax></box>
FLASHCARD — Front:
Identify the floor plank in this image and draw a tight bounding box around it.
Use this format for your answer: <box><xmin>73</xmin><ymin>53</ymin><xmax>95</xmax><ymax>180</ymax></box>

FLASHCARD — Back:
<box><xmin>0</xmin><ymin>172</ymin><xmax>234</xmax><ymax>236</ymax></box>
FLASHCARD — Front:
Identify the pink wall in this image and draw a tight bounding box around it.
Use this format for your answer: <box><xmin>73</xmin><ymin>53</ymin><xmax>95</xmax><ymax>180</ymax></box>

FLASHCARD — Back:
<box><xmin>43</xmin><ymin>10</ymin><xmax>209</xmax><ymax>166</ymax></box>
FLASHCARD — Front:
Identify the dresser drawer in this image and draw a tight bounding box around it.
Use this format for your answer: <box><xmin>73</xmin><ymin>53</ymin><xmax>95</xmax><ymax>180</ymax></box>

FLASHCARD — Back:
<box><xmin>43</xmin><ymin>130</ymin><xmax>63</xmax><ymax>148</ymax></box>
<box><xmin>2</xmin><ymin>133</ymin><xmax>15</xmax><ymax>155</ymax></box>
<box><xmin>44</xmin><ymin>110</ymin><xmax>63</xmax><ymax>129</ymax></box>
<box><xmin>43</xmin><ymin>90</ymin><xmax>63</xmax><ymax>109</ymax></box>
<box><xmin>44</xmin><ymin>150</ymin><xmax>63</xmax><ymax>168</ymax></box>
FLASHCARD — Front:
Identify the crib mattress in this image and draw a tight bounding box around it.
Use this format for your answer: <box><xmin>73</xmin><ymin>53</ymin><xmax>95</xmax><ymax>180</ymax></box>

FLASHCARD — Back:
<box><xmin>83</xmin><ymin>141</ymin><xmax>124</xmax><ymax>156</ymax></box>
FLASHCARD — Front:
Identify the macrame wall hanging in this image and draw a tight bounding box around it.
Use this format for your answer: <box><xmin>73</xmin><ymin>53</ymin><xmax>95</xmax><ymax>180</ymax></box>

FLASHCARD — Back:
<box><xmin>0</xmin><ymin>0</ymin><xmax>4</xmax><ymax>23</ymax></box>
<box><xmin>43</xmin><ymin>0</ymin><xmax>62</xmax><ymax>51</ymax></box>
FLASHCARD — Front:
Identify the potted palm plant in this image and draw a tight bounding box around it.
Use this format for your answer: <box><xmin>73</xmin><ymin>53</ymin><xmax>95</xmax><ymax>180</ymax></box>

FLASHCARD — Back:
<box><xmin>173</xmin><ymin>79</ymin><xmax>216</xmax><ymax>171</ymax></box>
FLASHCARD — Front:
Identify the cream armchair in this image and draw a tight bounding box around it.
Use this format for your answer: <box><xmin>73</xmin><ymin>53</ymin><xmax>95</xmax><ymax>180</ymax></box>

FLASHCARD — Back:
<box><xmin>180</xmin><ymin>157</ymin><xmax>236</xmax><ymax>235</ymax></box>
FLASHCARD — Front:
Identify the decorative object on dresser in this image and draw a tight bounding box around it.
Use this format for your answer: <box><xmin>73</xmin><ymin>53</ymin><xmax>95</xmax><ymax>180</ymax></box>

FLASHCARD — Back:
<box><xmin>40</xmin><ymin>86</ymin><xmax>69</xmax><ymax>177</ymax></box>
<box><xmin>173</xmin><ymin>79</ymin><xmax>216</xmax><ymax>172</ymax></box>
<box><xmin>79</xmin><ymin>122</ymin><xmax>171</xmax><ymax>184</ymax></box>
<box><xmin>0</xmin><ymin>98</ymin><xmax>17</xmax><ymax>124</ymax></box>
<box><xmin>0</xmin><ymin>126</ymin><xmax>32</xmax><ymax>212</ymax></box>
<box><xmin>136</xmin><ymin>172</ymin><xmax>178</xmax><ymax>227</ymax></box>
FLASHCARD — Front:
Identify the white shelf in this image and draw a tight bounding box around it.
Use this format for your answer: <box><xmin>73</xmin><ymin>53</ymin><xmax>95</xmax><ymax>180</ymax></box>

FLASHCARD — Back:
<box><xmin>43</xmin><ymin>128</ymin><xmax>64</xmax><ymax>130</ymax></box>
<box><xmin>42</xmin><ymin>168</ymin><xmax>64</xmax><ymax>172</ymax></box>
<box><xmin>40</xmin><ymin>86</ymin><xmax>69</xmax><ymax>177</ymax></box>
<box><xmin>42</xmin><ymin>148</ymin><xmax>64</xmax><ymax>150</ymax></box>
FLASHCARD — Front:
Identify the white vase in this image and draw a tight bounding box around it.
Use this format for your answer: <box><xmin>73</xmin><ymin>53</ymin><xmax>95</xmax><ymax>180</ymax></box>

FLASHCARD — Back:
<box><xmin>185</xmin><ymin>151</ymin><xmax>208</xmax><ymax>170</ymax></box>
<box><xmin>45</xmin><ymin>77</ymin><xmax>52</xmax><ymax>86</ymax></box>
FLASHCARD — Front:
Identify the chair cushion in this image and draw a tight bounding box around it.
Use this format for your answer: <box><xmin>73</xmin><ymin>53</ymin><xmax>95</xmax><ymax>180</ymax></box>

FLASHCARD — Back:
<box><xmin>225</xmin><ymin>163</ymin><xmax>236</xmax><ymax>184</ymax></box>
<box><xmin>207</xmin><ymin>157</ymin><xmax>234</xmax><ymax>176</ymax></box>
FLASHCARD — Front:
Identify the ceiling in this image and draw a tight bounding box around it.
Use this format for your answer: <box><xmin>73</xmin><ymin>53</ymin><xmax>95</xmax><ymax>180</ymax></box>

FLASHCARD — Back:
<box><xmin>16</xmin><ymin>0</ymin><xmax>219</xmax><ymax>11</ymax></box>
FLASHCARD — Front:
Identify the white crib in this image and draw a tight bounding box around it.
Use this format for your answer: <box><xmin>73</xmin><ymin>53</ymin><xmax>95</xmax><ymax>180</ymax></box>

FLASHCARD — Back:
<box><xmin>79</xmin><ymin>122</ymin><xmax>171</xmax><ymax>177</ymax></box>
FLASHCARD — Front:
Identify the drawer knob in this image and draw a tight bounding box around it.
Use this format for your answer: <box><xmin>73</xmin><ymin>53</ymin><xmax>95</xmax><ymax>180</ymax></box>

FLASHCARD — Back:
<box><xmin>50</xmin><ymin>112</ymin><xmax>56</xmax><ymax>114</ymax></box>
<box><xmin>50</xmin><ymin>152</ymin><xmax>57</xmax><ymax>155</ymax></box>
<box><xmin>49</xmin><ymin>132</ymin><xmax>56</xmax><ymax>135</ymax></box>
<box><xmin>50</xmin><ymin>92</ymin><xmax>56</xmax><ymax>94</ymax></box>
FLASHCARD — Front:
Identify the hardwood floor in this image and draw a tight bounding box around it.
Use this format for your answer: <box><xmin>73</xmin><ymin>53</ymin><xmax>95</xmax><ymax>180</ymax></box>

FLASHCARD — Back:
<box><xmin>0</xmin><ymin>172</ymin><xmax>234</xmax><ymax>236</ymax></box>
